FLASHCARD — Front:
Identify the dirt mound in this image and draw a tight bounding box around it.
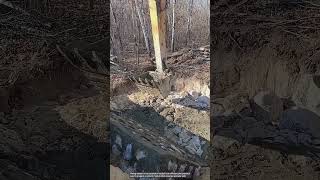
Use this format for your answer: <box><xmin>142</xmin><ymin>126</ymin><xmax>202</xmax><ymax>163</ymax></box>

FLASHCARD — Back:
<box><xmin>0</xmin><ymin>0</ymin><xmax>109</xmax><ymax>179</ymax></box>
<box><xmin>212</xmin><ymin>1</ymin><xmax>320</xmax><ymax>179</ymax></box>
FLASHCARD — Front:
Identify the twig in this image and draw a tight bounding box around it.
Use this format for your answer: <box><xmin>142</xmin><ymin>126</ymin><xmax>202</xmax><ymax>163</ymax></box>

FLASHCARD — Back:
<box><xmin>56</xmin><ymin>45</ymin><xmax>108</xmax><ymax>77</ymax></box>
<box><xmin>223</xmin><ymin>0</ymin><xmax>249</xmax><ymax>15</ymax></box>
<box><xmin>305</xmin><ymin>1</ymin><xmax>320</xmax><ymax>7</ymax></box>
<box><xmin>228</xmin><ymin>33</ymin><xmax>243</xmax><ymax>50</ymax></box>
<box><xmin>0</xmin><ymin>0</ymin><xmax>29</xmax><ymax>15</ymax></box>
<box><xmin>280</xmin><ymin>28</ymin><xmax>310</xmax><ymax>40</ymax></box>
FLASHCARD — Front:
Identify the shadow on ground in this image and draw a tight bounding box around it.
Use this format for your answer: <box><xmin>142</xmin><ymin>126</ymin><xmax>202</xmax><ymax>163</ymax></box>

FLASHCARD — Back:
<box><xmin>0</xmin><ymin>104</ymin><xmax>108</xmax><ymax>180</ymax></box>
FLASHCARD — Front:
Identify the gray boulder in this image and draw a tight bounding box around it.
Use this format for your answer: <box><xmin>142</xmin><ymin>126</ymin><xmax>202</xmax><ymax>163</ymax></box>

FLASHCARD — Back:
<box><xmin>279</xmin><ymin>108</ymin><xmax>320</xmax><ymax>138</ymax></box>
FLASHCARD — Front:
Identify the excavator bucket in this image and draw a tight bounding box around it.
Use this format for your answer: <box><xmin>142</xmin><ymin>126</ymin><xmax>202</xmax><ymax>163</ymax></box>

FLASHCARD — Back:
<box><xmin>129</xmin><ymin>0</ymin><xmax>173</xmax><ymax>98</ymax></box>
<box><xmin>129</xmin><ymin>70</ymin><xmax>174</xmax><ymax>98</ymax></box>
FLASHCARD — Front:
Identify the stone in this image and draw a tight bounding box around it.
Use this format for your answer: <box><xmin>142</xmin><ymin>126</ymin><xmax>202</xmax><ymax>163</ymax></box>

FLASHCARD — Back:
<box><xmin>178</xmin><ymin>164</ymin><xmax>187</xmax><ymax>172</ymax></box>
<box><xmin>123</xmin><ymin>144</ymin><xmax>133</xmax><ymax>161</ymax></box>
<box><xmin>212</xmin><ymin>135</ymin><xmax>240</xmax><ymax>151</ymax></box>
<box><xmin>135</xmin><ymin>150</ymin><xmax>146</xmax><ymax>160</ymax></box>
<box><xmin>178</xmin><ymin>129</ymin><xmax>191</xmax><ymax>145</ymax></box>
<box><xmin>172</xmin><ymin>126</ymin><xmax>182</xmax><ymax>135</ymax></box>
<box><xmin>160</xmin><ymin>108</ymin><xmax>170</xmax><ymax>116</ymax></box>
<box><xmin>292</xmin><ymin>74</ymin><xmax>320</xmax><ymax>116</ymax></box>
<box><xmin>184</xmin><ymin>136</ymin><xmax>203</xmax><ymax>157</ymax></box>
<box><xmin>156</xmin><ymin>98</ymin><xmax>162</xmax><ymax>104</ymax></box>
<box><xmin>251</xmin><ymin>90</ymin><xmax>283</xmax><ymax>123</ymax></box>
<box><xmin>115</xmin><ymin>135</ymin><xmax>122</xmax><ymax>148</ymax></box>
<box><xmin>194</xmin><ymin>167</ymin><xmax>210</xmax><ymax>180</ymax></box>
<box><xmin>168</xmin><ymin>160</ymin><xmax>178</xmax><ymax>172</ymax></box>
<box><xmin>196</xmin><ymin>96</ymin><xmax>210</xmax><ymax>108</ymax></box>
<box><xmin>288</xmin><ymin>155</ymin><xmax>308</xmax><ymax>167</ymax></box>
<box><xmin>188</xmin><ymin>165</ymin><xmax>194</xmax><ymax>174</ymax></box>
<box><xmin>156</xmin><ymin>105</ymin><xmax>165</xmax><ymax>113</ymax></box>
<box><xmin>166</xmin><ymin>115</ymin><xmax>174</xmax><ymax>122</ymax></box>
<box><xmin>188</xmin><ymin>90</ymin><xmax>200</xmax><ymax>99</ymax></box>
<box><xmin>112</xmin><ymin>144</ymin><xmax>121</xmax><ymax>156</ymax></box>
<box><xmin>193</xmin><ymin>166</ymin><xmax>201</xmax><ymax>178</ymax></box>
<box><xmin>246</xmin><ymin>121</ymin><xmax>277</xmax><ymax>140</ymax></box>
<box><xmin>279</xmin><ymin>108</ymin><xmax>320</xmax><ymax>138</ymax></box>
<box><xmin>211</xmin><ymin>103</ymin><xmax>225</xmax><ymax>116</ymax></box>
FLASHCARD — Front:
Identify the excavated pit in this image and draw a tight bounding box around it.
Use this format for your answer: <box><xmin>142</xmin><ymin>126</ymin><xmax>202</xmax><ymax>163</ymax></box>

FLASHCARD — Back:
<box><xmin>110</xmin><ymin>48</ymin><xmax>210</xmax><ymax>179</ymax></box>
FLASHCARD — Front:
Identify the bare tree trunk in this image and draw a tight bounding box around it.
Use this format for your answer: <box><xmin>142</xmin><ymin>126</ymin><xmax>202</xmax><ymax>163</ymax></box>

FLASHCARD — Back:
<box><xmin>134</xmin><ymin>0</ymin><xmax>151</xmax><ymax>57</ymax></box>
<box><xmin>110</xmin><ymin>2</ymin><xmax>123</xmax><ymax>55</ymax></box>
<box><xmin>186</xmin><ymin>0</ymin><xmax>193</xmax><ymax>46</ymax></box>
<box><xmin>170</xmin><ymin>0</ymin><xmax>175</xmax><ymax>52</ymax></box>
<box><xmin>130</xmin><ymin>0</ymin><xmax>139</xmax><ymax>64</ymax></box>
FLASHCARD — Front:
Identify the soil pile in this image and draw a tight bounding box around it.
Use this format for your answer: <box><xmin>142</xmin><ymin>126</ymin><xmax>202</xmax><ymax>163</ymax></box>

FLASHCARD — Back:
<box><xmin>211</xmin><ymin>0</ymin><xmax>320</xmax><ymax>179</ymax></box>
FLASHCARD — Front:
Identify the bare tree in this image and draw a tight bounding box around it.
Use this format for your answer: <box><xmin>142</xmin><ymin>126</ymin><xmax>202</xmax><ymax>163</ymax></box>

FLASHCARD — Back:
<box><xmin>170</xmin><ymin>0</ymin><xmax>176</xmax><ymax>52</ymax></box>
<box><xmin>186</xmin><ymin>0</ymin><xmax>194</xmax><ymax>46</ymax></box>
<box><xmin>130</xmin><ymin>0</ymin><xmax>139</xmax><ymax>64</ymax></box>
<box><xmin>110</xmin><ymin>2</ymin><xmax>123</xmax><ymax>55</ymax></box>
<box><xmin>134</xmin><ymin>0</ymin><xmax>151</xmax><ymax>57</ymax></box>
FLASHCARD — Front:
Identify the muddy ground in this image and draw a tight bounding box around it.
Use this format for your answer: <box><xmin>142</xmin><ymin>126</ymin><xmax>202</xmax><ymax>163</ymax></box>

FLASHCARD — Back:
<box><xmin>211</xmin><ymin>1</ymin><xmax>320</xmax><ymax>179</ymax></box>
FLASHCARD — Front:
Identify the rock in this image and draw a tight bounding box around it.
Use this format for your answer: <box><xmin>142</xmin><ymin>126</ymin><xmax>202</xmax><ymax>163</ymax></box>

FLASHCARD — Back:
<box><xmin>194</xmin><ymin>167</ymin><xmax>210</xmax><ymax>180</ymax></box>
<box><xmin>211</xmin><ymin>103</ymin><xmax>225</xmax><ymax>116</ymax></box>
<box><xmin>156</xmin><ymin>105</ymin><xmax>165</xmax><ymax>113</ymax></box>
<box><xmin>279</xmin><ymin>108</ymin><xmax>320</xmax><ymax>138</ymax></box>
<box><xmin>238</xmin><ymin>107</ymin><xmax>252</xmax><ymax>117</ymax></box>
<box><xmin>196</xmin><ymin>96</ymin><xmax>210</xmax><ymax>108</ymax></box>
<box><xmin>115</xmin><ymin>135</ymin><xmax>122</xmax><ymax>148</ymax></box>
<box><xmin>212</xmin><ymin>135</ymin><xmax>240</xmax><ymax>151</ymax></box>
<box><xmin>281</xmin><ymin>98</ymin><xmax>296</xmax><ymax>110</ymax></box>
<box><xmin>123</xmin><ymin>144</ymin><xmax>133</xmax><ymax>161</ymax></box>
<box><xmin>160</xmin><ymin>101</ymin><xmax>167</xmax><ymax>107</ymax></box>
<box><xmin>188</xmin><ymin>165</ymin><xmax>194</xmax><ymax>174</ymax></box>
<box><xmin>160</xmin><ymin>108</ymin><xmax>170</xmax><ymax>116</ymax></box>
<box><xmin>135</xmin><ymin>150</ymin><xmax>146</xmax><ymax>160</ymax></box>
<box><xmin>251</xmin><ymin>90</ymin><xmax>283</xmax><ymax>123</ymax></box>
<box><xmin>183</xmin><ymin>135</ymin><xmax>204</xmax><ymax>157</ymax></box>
<box><xmin>193</xmin><ymin>166</ymin><xmax>201</xmax><ymax>178</ymax></box>
<box><xmin>156</xmin><ymin>98</ymin><xmax>162</xmax><ymax>104</ymax></box>
<box><xmin>172</xmin><ymin>126</ymin><xmax>182</xmax><ymax>135</ymax></box>
<box><xmin>178</xmin><ymin>129</ymin><xmax>191</xmax><ymax>145</ymax></box>
<box><xmin>246</xmin><ymin>121</ymin><xmax>277</xmax><ymax>140</ymax></box>
<box><xmin>178</xmin><ymin>164</ymin><xmax>187</xmax><ymax>172</ymax></box>
<box><xmin>288</xmin><ymin>155</ymin><xmax>308</xmax><ymax>167</ymax></box>
<box><xmin>112</xmin><ymin>144</ymin><xmax>121</xmax><ymax>156</ymax></box>
<box><xmin>166</xmin><ymin>115</ymin><xmax>174</xmax><ymax>121</ymax></box>
<box><xmin>188</xmin><ymin>90</ymin><xmax>200</xmax><ymax>99</ymax></box>
<box><xmin>168</xmin><ymin>160</ymin><xmax>178</xmax><ymax>172</ymax></box>
<box><xmin>297</xmin><ymin>133</ymin><xmax>312</xmax><ymax>146</ymax></box>
<box><xmin>292</xmin><ymin>74</ymin><xmax>320</xmax><ymax>116</ymax></box>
